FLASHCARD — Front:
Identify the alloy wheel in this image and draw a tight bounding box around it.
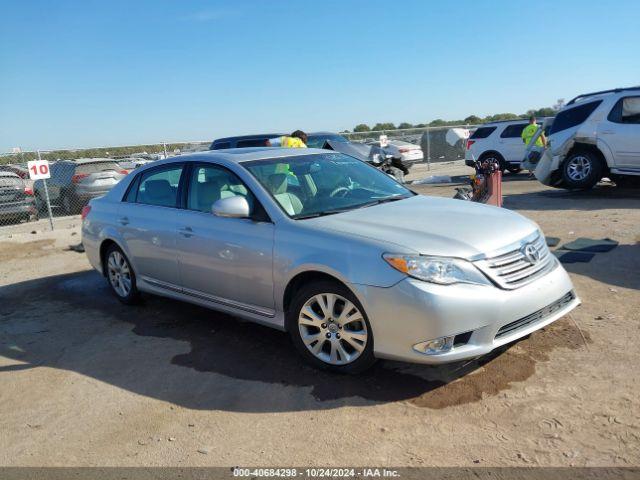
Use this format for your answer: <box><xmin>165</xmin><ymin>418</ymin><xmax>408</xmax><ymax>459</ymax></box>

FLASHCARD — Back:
<box><xmin>107</xmin><ymin>250</ymin><xmax>132</xmax><ymax>298</ymax></box>
<box><xmin>298</xmin><ymin>293</ymin><xmax>368</xmax><ymax>365</ymax></box>
<box><xmin>566</xmin><ymin>155</ymin><xmax>592</xmax><ymax>181</ymax></box>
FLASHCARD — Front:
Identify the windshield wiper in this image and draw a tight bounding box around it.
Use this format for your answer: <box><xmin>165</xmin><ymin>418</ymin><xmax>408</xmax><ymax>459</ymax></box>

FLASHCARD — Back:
<box><xmin>295</xmin><ymin>196</ymin><xmax>409</xmax><ymax>220</ymax></box>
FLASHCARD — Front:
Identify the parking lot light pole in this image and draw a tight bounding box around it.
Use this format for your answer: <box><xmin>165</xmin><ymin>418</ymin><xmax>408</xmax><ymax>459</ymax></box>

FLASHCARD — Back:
<box><xmin>37</xmin><ymin>150</ymin><xmax>55</xmax><ymax>231</ymax></box>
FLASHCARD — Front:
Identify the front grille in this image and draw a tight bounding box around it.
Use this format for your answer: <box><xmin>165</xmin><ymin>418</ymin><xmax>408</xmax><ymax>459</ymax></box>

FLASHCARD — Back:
<box><xmin>495</xmin><ymin>291</ymin><xmax>576</xmax><ymax>339</ymax></box>
<box><xmin>475</xmin><ymin>234</ymin><xmax>555</xmax><ymax>289</ymax></box>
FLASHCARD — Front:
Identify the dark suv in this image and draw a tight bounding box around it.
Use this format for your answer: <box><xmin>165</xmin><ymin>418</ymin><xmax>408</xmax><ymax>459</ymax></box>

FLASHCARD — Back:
<box><xmin>33</xmin><ymin>159</ymin><xmax>127</xmax><ymax>214</ymax></box>
<box><xmin>0</xmin><ymin>171</ymin><xmax>38</xmax><ymax>224</ymax></box>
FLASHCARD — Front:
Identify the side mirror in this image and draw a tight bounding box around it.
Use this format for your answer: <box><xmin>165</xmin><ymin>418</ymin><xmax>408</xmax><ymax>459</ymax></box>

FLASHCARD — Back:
<box><xmin>212</xmin><ymin>196</ymin><xmax>250</xmax><ymax>218</ymax></box>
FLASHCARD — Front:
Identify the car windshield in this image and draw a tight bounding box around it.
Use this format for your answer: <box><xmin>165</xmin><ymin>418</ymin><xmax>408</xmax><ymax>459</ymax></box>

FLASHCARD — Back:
<box><xmin>306</xmin><ymin>134</ymin><xmax>348</xmax><ymax>149</ymax></box>
<box><xmin>244</xmin><ymin>153</ymin><xmax>413</xmax><ymax>219</ymax></box>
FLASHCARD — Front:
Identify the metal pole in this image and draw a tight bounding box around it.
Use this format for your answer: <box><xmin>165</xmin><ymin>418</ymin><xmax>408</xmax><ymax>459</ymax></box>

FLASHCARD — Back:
<box><xmin>426</xmin><ymin>128</ymin><xmax>431</xmax><ymax>171</ymax></box>
<box><xmin>37</xmin><ymin>150</ymin><xmax>54</xmax><ymax>231</ymax></box>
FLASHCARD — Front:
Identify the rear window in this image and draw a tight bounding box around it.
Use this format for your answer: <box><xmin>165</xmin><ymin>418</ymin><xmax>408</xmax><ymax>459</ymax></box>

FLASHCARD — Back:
<box><xmin>470</xmin><ymin>127</ymin><xmax>496</xmax><ymax>139</ymax></box>
<box><xmin>550</xmin><ymin>101</ymin><xmax>602</xmax><ymax>134</ymax></box>
<box><xmin>500</xmin><ymin>124</ymin><xmax>528</xmax><ymax>138</ymax></box>
<box><xmin>0</xmin><ymin>176</ymin><xmax>22</xmax><ymax>188</ymax></box>
<box><xmin>237</xmin><ymin>139</ymin><xmax>270</xmax><ymax>148</ymax></box>
<box><xmin>76</xmin><ymin>161</ymin><xmax>122</xmax><ymax>175</ymax></box>
<box><xmin>212</xmin><ymin>142</ymin><xmax>231</xmax><ymax>150</ymax></box>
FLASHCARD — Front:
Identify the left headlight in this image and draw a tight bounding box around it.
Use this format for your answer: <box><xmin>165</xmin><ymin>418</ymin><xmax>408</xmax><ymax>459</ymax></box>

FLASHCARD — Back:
<box><xmin>383</xmin><ymin>254</ymin><xmax>491</xmax><ymax>286</ymax></box>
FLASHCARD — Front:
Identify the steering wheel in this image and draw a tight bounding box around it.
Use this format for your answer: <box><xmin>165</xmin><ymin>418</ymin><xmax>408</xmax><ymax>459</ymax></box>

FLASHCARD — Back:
<box><xmin>329</xmin><ymin>187</ymin><xmax>350</xmax><ymax>198</ymax></box>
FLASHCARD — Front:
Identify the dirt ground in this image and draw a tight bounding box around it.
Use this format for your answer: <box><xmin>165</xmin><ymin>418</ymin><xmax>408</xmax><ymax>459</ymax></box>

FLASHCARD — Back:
<box><xmin>0</xmin><ymin>167</ymin><xmax>639</xmax><ymax>467</ymax></box>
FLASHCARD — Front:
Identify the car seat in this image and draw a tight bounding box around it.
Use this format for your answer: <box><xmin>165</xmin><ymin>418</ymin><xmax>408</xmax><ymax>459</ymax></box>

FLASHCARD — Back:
<box><xmin>267</xmin><ymin>174</ymin><xmax>303</xmax><ymax>215</ymax></box>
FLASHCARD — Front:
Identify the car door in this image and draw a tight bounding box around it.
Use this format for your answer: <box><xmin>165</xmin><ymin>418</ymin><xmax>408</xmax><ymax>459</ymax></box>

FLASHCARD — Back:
<box><xmin>601</xmin><ymin>96</ymin><xmax>640</xmax><ymax>169</ymax></box>
<box><xmin>498</xmin><ymin>123</ymin><xmax>528</xmax><ymax>162</ymax></box>
<box><xmin>175</xmin><ymin>162</ymin><xmax>275</xmax><ymax>315</ymax></box>
<box><xmin>118</xmin><ymin>163</ymin><xmax>185</xmax><ymax>288</ymax></box>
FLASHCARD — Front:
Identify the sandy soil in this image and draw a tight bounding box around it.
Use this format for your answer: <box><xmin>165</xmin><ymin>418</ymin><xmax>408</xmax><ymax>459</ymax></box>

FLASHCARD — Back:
<box><xmin>0</xmin><ymin>171</ymin><xmax>639</xmax><ymax>467</ymax></box>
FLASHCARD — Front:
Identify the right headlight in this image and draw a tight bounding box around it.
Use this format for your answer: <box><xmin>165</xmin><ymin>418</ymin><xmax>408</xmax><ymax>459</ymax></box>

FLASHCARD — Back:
<box><xmin>383</xmin><ymin>254</ymin><xmax>491</xmax><ymax>286</ymax></box>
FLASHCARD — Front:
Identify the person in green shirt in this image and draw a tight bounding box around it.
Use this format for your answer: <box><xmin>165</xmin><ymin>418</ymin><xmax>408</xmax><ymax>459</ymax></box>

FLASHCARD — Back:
<box><xmin>521</xmin><ymin>116</ymin><xmax>547</xmax><ymax>176</ymax></box>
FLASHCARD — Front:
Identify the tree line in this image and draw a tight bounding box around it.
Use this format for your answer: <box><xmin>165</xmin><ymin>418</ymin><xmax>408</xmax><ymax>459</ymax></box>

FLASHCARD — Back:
<box><xmin>350</xmin><ymin>106</ymin><xmax>559</xmax><ymax>132</ymax></box>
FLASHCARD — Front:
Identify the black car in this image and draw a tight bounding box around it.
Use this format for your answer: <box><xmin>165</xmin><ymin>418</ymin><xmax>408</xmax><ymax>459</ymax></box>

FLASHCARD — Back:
<box><xmin>0</xmin><ymin>171</ymin><xmax>38</xmax><ymax>224</ymax></box>
<box><xmin>209</xmin><ymin>134</ymin><xmax>284</xmax><ymax>150</ymax></box>
<box><xmin>209</xmin><ymin>132</ymin><xmax>351</xmax><ymax>150</ymax></box>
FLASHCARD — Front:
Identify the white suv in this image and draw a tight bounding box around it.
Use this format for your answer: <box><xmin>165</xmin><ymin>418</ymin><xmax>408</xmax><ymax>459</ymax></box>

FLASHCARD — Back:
<box><xmin>535</xmin><ymin>87</ymin><xmax>640</xmax><ymax>189</ymax></box>
<box><xmin>465</xmin><ymin>118</ymin><xmax>552</xmax><ymax>173</ymax></box>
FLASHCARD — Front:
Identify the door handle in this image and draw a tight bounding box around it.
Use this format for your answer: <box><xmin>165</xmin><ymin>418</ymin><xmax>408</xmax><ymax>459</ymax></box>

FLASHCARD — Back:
<box><xmin>179</xmin><ymin>227</ymin><xmax>194</xmax><ymax>238</ymax></box>
<box><xmin>119</xmin><ymin>217</ymin><xmax>129</xmax><ymax>226</ymax></box>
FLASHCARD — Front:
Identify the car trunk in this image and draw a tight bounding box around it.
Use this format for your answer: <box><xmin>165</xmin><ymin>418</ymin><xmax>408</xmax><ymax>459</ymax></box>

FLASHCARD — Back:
<box><xmin>0</xmin><ymin>176</ymin><xmax>29</xmax><ymax>207</ymax></box>
<box><xmin>74</xmin><ymin>162</ymin><xmax>126</xmax><ymax>195</ymax></box>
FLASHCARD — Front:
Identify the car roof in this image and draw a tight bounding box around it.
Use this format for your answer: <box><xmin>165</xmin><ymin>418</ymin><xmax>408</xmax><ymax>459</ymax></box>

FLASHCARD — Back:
<box><xmin>482</xmin><ymin>117</ymin><xmax>553</xmax><ymax>126</ymax></box>
<box><xmin>57</xmin><ymin>158</ymin><xmax>119</xmax><ymax>164</ymax></box>
<box><xmin>567</xmin><ymin>86</ymin><xmax>640</xmax><ymax>105</ymax></box>
<box><xmin>212</xmin><ymin>134</ymin><xmax>284</xmax><ymax>143</ymax></box>
<box><xmin>160</xmin><ymin>147</ymin><xmax>335</xmax><ymax>165</ymax></box>
<box><xmin>0</xmin><ymin>171</ymin><xmax>20</xmax><ymax>178</ymax></box>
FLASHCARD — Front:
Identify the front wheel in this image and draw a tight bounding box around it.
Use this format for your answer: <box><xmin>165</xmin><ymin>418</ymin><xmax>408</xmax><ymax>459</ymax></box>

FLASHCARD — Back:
<box><xmin>105</xmin><ymin>245</ymin><xmax>140</xmax><ymax>304</ymax></box>
<box><xmin>561</xmin><ymin>151</ymin><xmax>602</xmax><ymax>190</ymax></box>
<box><xmin>287</xmin><ymin>281</ymin><xmax>376</xmax><ymax>374</ymax></box>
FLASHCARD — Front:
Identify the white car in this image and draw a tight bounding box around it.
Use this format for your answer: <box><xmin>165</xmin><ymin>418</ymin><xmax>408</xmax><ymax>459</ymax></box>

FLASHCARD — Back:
<box><xmin>534</xmin><ymin>87</ymin><xmax>640</xmax><ymax>189</ymax></box>
<box><xmin>465</xmin><ymin>118</ymin><xmax>552</xmax><ymax>173</ymax></box>
<box><xmin>368</xmin><ymin>140</ymin><xmax>424</xmax><ymax>167</ymax></box>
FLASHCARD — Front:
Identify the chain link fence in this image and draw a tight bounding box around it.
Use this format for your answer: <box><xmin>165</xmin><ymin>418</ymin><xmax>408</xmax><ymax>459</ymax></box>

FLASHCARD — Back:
<box><xmin>0</xmin><ymin>126</ymin><xmax>475</xmax><ymax>231</ymax></box>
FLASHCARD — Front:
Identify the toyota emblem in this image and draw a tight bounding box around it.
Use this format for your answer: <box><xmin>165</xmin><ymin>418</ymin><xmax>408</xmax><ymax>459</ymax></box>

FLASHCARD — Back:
<box><xmin>522</xmin><ymin>243</ymin><xmax>540</xmax><ymax>264</ymax></box>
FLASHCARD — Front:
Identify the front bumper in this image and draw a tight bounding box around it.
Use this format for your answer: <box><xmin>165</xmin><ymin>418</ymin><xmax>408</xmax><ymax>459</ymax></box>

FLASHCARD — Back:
<box><xmin>354</xmin><ymin>260</ymin><xmax>580</xmax><ymax>364</ymax></box>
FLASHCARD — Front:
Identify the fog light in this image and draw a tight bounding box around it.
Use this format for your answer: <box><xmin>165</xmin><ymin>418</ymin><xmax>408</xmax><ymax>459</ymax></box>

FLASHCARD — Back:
<box><xmin>413</xmin><ymin>336</ymin><xmax>455</xmax><ymax>355</ymax></box>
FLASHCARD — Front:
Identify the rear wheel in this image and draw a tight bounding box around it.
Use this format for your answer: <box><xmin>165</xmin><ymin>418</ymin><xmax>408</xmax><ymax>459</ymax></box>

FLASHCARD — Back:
<box><xmin>479</xmin><ymin>152</ymin><xmax>506</xmax><ymax>172</ymax></box>
<box><xmin>287</xmin><ymin>280</ymin><xmax>375</xmax><ymax>374</ymax></box>
<box><xmin>561</xmin><ymin>150</ymin><xmax>602</xmax><ymax>190</ymax></box>
<box><xmin>105</xmin><ymin>245</ymin><xmax>140</xmax><ymax>304</ymax></box>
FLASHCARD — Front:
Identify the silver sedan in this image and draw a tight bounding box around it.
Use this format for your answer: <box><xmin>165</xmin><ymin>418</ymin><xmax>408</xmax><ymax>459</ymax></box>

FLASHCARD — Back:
<box><xmin>82</xmin><ymin>148</ymin><xmax>580</xmax><ymax>373</ymax></box>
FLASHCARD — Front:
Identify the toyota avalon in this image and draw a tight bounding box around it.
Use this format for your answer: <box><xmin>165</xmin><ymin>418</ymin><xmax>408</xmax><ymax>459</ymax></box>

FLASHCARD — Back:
<box><xmin>82</xmin><ymin>148</ymin><xmax>580</xmax><ymax>373</ymax></box>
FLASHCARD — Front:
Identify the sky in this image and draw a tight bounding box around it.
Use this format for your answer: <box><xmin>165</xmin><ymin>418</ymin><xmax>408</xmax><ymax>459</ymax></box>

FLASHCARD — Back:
<box><xmin>1</xmin><ymin>0</ymin><xmax>639</xmax><ymax>151</ymax></box>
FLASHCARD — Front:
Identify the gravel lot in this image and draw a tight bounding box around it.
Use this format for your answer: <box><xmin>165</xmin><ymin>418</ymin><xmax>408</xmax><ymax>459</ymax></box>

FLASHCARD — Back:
<box><xmin>1</xmin><ymin>166</ymin><xmax>639</xmax><ymax>467</ymax></box>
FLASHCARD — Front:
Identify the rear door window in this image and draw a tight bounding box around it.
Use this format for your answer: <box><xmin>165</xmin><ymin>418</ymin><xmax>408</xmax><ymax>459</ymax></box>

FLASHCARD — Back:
<box><xmin>608</xmin><ymin>97</ymin><xmax>640</xmax><ymax>124</ymax></box>
<box><xmin>212</xmin><ymin>142</ymin><xmax>231</xmax><ymax>150</ymax></box>
<box><xmin>500</xmin><ymin>124</ymin><xmax>527</xmax><ymax>138</ymax></box>
<box><xmin>550</xmin><ymin>101</ymin><xmax>602</xmax><ymax>134</ymax></box>
<box><xmin>470</xmin><ymin>127</ymin><xmax>497</xmax><ymax>139</ymax></box>
<box><xmin>134</xmin><ymin>165</ymin><xmax>184</xmax><ymax>208</ymax></box>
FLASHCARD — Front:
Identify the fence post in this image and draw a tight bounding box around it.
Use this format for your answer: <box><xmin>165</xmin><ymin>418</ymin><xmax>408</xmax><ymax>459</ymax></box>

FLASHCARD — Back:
<box><xmin>37</xmin><ymin>150</ymin><xmax>55</xmax><ymax>231</ymax></box>
<box><xmin>426</xmin><ymin>128</ymin><xmax>431</xmax><ymax>171</ymax></box>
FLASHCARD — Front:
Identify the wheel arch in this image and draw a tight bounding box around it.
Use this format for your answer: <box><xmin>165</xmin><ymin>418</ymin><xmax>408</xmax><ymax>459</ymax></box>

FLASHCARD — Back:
<box><xmin>566</xmin><ymin>143</ymin><xmax>609</xmax><ymax>174</ymax></box>
<box><xmin>99</xmin><ymin>238</ymin><xmax>127</xmax><ymax>277</ymax></box>
<box><xmin>282</xmin><ymin>270</ymin><xmax>357</xmax><ymax>327</ymax></box>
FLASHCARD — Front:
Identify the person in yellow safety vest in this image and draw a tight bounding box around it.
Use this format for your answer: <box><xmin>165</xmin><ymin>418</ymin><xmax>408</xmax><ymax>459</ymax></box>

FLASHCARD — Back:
<box><xmin>268</xmin><ymin>130</ymin><xmax>308</xmax><ymax>175</ymax></box>
<box><xmin>521</xmin><ymin>116</ymin><xmax>547</xmax><ymax>148</ymax></box>
<box><xmin>521</xmin><ymin>116</ymin><xmax>547</xmax><ymax>176</ymax></box>
<box><xmin>268</xmin><ymin>130</ymin><xmax>308</xmax><ymax>148</ymax></box>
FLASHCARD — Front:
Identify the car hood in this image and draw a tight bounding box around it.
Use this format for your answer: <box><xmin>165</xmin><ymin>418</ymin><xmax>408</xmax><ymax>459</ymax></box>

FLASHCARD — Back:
<box><xmin>306</xmin><ymin>195</ymin><xmax>538</xmax><ymax>259</ymax></box>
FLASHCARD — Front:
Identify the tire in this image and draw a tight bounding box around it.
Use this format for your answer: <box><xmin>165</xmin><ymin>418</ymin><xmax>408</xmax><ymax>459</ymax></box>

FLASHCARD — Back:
<box><xmin>479</xmin><ymin>152</ymin><xmax>506</xmax><ymax>172</ymax></box>
<box><xmin>105</xmin><ymin>244</ymin><xmax>140</xmax><ymax>305</ymax></box>
<box><xmin>287</xmin><ymin>280</ymin><xmax>376</xmax><ymax>374</ymax></box>
<box><xmin>561</xmin><ymin>150</ymin><xmax>602</xmax><ymax>190</ymax></box>
<box><xmin>506</xmin><ymin>165</ymin><xmax>523</xmax><ymax>174</ymax></box>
